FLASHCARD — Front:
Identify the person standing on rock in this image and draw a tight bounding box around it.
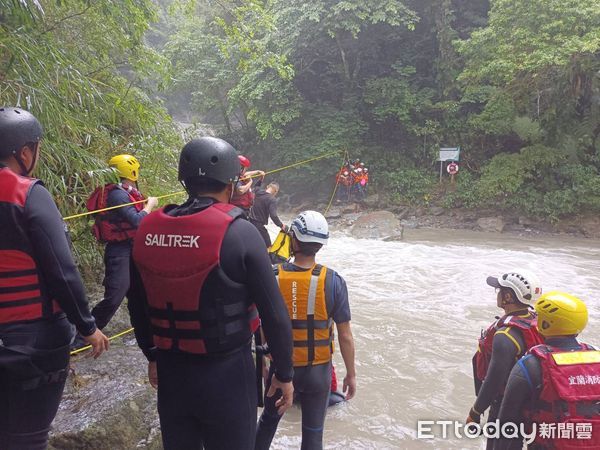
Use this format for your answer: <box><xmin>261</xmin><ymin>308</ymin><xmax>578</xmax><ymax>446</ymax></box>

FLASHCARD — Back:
<box><xmin>127</xmin><ymin>137</ymin><xmax>294</xmax><ymax>450</ymax></box>
<box><xmin>0</xmin><ymin>107</ymin><xmax>109</xmax><ymax>450</ymax></box>
<box><xmin>248</xmin><ymin>181</ymin><xmax>287</xmax><ymax>247</ymax></box>
<box><xmin>335</xmin><ymin>169</ymin><xmax>352</xmax><ymax>203</ymax></box>
<box><xmin>468</xmin><ymin>270</ymin><xmax>544</xmax><ymax>450</ymax></box>
<box><xmin>255</xmin><ymin>211</ymin><xmax>356</xmax><ymax>450</ymax></box>
<box><xmin>80</xmin><ymin>155</ymin><xmax>158</xmax><ymax>340</ymax></box>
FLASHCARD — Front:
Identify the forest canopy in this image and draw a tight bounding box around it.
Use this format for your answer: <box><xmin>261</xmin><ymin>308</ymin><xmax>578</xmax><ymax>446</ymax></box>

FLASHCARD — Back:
<box><xmin>2</xmin><ymin>0</ymin><xmax>599</xmax><ymax>231</ymax></box>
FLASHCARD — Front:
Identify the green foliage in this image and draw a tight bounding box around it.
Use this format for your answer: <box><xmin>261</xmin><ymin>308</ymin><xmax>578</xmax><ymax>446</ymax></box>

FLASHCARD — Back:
<box><xmin>1</xmin><ymin>0</ymin><xmax>182</xmax><ymax>271</ymax></box>
<box><xmin>379</xmin><ymin>166</ymin><xmax>436</xmax><ymax>206</ymax></box>
<box><xmin>466</xmin><ymin>146</ymin><xmax>600</xmax><ymax>221</ymax></box>
<box><xmin>160</xmin><ymin>0</ymin><xmax>599</xmax><ymax>221</ymax></box>
<box><xmin>513</xmin><ymin>116</ymin><xmax>542</xmax><ymax>143</ymax></box>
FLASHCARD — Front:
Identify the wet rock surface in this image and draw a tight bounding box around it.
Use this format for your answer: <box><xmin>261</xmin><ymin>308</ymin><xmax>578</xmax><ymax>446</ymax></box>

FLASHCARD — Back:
<box><xmin>50</xmin><ymin>338</ymin><xmax>160</xmax><ymax>450</ymax></box>
<box><xmin>350</xmin><ymin>211</ymin><xmax>402</xmax><ymax>239</ymax></box>
<box><xmin>48</xmin><ymin>296</ymin><xmax>161</xmax><ymax>450</ymax></box>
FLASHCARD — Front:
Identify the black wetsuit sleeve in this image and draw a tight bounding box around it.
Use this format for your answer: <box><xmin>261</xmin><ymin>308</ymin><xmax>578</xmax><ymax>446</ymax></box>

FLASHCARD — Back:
<box><xmin>24</xmin><ymin>184</ymin><xmax>96</xmax><ymax>336</ymax></box>
<box><xmin>495</xmin><ymin>355</ymin><xmax>542</xmax><ymax>450</ymax></box>
<box><xmin>107</xmin><ymin>188</ymin><xmax>147</xmax><ymax>228</ymax></box>
<box><xmin>221</xmin><ymin>219</ymin><xmax>293</xmax><ymax>381</ymax></box>
<box><xmin>473</xmin><ymin>327</ymin><xmax>523</xmax><ymax>414</ymax></box>
<box><xmin>268</xmin><ymin>197</ymin><xmax>284</xmax><ymax>229</ymax></box>
<box><xmin>127</xmin><ymin>260</ymin><xmax>156</xmax><ymax>361</ymax></box>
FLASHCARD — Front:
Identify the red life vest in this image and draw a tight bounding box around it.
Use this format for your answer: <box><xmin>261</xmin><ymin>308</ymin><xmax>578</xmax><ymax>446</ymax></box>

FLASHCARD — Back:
<box><xmin>475</xmin><ymin>313</ymin><xmax>544</xmax><ymax>382</ymax></box>
<box><xmin>526</xmin><ymin>344</ymin><xmax>600</xmax><ymax>449</ymax></box>
<box><xmin>87</xmin><ymin>183</ymin><xmax>145</xmax><ymax>243</ymax></box>
<box><xmin>132</xmin><ymin>202</ymin><xmax>259</xmax><ymax>355</ymax></box>
<box><xmin>231</xmin><ymin>189</ymin><xmax>255</xmax><ymax>210</ymax></box>
<box><xmin>0</xmin><ymin>167</ymin><xmax>62</xmax><ymax>325</ymax></box>
<box><xmin>331</xmin><ymin>364</ymin><xmax>338</xmax><ymax>392</ymax></box>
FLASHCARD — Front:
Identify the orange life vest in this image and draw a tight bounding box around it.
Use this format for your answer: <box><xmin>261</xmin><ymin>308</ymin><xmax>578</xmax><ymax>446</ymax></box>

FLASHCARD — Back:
<box><xmin>276</xmin><ymin>264</ymin><xmax>334</xmax><ymax>367</ymax></box>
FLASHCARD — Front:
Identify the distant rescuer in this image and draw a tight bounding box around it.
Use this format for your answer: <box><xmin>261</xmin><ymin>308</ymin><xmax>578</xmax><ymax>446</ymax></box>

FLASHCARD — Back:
<box><xmin>249</xmin><ymin>181</ymin><xmax>287</xmax><ymax>247</ymax></box>
<box><xmin>0</xmin><ymin>106</ymin><xmax>109</xmax><ymax>449</ymax></box>
<box><xmin>127</xmin><ymin>137</ymin><xmax>294</xmax><ymax>450</ymax></box>
<box><xmin>495</xmin><ymin>291</ymin><xmax>600</xmax><ymax>450</ymax></box>
<box><xmin>83</xmin><ymin>154</ymin><xmax>158</xmax><ymax>338</ymax></box>
<box><xmin>255</xmin><ymin>211</ymin><xmax>357</xmax><ymax>450</ymax></box>
<box><xmin>230</xmin><ymin>154</ymin><xmax>265</xmax><ymax>217</ymax></box>
<box><xmin>468</xmin><ymin>270</ymin><xmax>544</xmax><ymax>449</ymax></box>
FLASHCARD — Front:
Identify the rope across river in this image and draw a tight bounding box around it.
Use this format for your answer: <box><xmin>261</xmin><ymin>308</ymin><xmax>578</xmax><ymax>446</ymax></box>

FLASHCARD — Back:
<box><xmin>69</xmin><ymin>149</ymin><xmax>346</xmax><ymax>356</ymax></box>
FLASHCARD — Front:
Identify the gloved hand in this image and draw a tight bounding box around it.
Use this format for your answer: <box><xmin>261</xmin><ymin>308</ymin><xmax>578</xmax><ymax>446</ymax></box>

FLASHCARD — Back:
<box><xmin>466</xmin><ymin>407</ymin><xmax>481</xmax><ymax>425</ymax></box>
<box><xmin>465</xmin><ymin>407</ymin><xmax>483</xmax><ymax>436</ymax></box>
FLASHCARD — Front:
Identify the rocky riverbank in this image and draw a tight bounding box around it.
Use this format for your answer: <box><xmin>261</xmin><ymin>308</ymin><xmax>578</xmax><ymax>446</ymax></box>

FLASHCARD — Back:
<box><xmin>285</xmin><ymin>193</ymin><xmax>600</xmax><ymax>239</ymax></box>
<box><xmin>49</xmin><ymin>307</ymin><xmax>161</xmax><ymax>449</ymax></box>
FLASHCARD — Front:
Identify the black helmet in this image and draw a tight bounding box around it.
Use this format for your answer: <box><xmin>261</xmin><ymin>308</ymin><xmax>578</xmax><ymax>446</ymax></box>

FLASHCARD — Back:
<box><xmin>178</xmin><ymin>137</ymin><xmax>240</xmax><ymax>185</ymax></box>
<box><xmin>0</xmin><ymin>107</ymin><xmax>43</xmax><ymax>158</ymax></box>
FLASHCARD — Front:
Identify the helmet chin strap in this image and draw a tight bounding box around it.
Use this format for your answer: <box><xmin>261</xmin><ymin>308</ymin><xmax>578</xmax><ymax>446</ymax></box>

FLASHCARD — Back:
<box><xmin>13</xmin><ymin>144</ymin><xmax>38</xmax><ymax>176</ymax></box>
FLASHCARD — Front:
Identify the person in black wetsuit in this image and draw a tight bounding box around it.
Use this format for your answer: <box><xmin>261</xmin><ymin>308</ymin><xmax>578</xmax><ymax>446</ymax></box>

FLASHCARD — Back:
<box><xmin>248</xmin><ymin>182</ymin><xmax>286</xmax><ymax>247</ymax></box>
<box><xmin>0</xmin><ymin>106</ymin><xmax>109</xmax><ymax>450</ymax></box>
<box><xmin>495</xmin><ymin>292</ymin><xmax>600</xmax><ymax>450</ymax></box>
<box><xmin>255</xmin><ymin>211</ymin><xmax>356</xmax><ymax>450</ymax></box>
<box><xmin>468</xmin><ymin>270</ymin><xmax>544</xmax><ymax>449</ymax></box>
<box><xmin>127</xmin><ymin>137</ymin><xmax>294</xmax><ymax>450</ymax></box>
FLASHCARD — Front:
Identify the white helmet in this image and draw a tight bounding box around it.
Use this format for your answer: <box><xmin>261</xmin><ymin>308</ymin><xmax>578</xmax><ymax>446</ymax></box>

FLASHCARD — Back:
<box><xmin>486</xmin><ymin>269</ymin><xmax>542</xmax><ymax>304</ymax></box>
<box><xmin>291</xmin><ymin>210</ymin><xmax>329</xmax><ymax>245</ymax></box>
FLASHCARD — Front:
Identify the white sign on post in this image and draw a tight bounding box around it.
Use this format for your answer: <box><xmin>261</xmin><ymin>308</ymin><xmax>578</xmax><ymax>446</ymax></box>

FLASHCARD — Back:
<box><xmin>438</xmin><ymin>147</ymin><xmax>460</xmax><ymax>162</ymax></box>
<box><xmin>438</xmin><ymin>147</ymin><xmax>461</xmax><ymax>182</ymax></box>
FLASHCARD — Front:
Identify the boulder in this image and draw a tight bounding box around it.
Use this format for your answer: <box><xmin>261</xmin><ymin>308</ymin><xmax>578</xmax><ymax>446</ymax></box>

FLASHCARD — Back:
<box><xmin>579</xmin><ymin>216</ymin><xmax>600</xmax><ymax>239</ymax></box>
<box><xmin>324</xmin><ymin>207</ymin><xmax>343</xmax><ymax>219</ymax></box>
<box><xmin>401</xmin><ymin>216</ymin><xmax>419</xmax><ymax>229</ymax></box>
<box><xmin>351</xmin><ymin>210</ymin><xmax>401</xmax><ymax>239</ymax></box>
<box><xmin>429</xmin><ymin>206</ymin><xmax>445</xmax><ymax>216</ymax></box>
<box><xmin>476</xmin><ymin>216</ymin><xmax>505</xmax><ymax>233</ymax></box>
<box><xmin>362</xmin><ymin>194</ymin><xmax>379</xmax><ymax>208</ymax></box>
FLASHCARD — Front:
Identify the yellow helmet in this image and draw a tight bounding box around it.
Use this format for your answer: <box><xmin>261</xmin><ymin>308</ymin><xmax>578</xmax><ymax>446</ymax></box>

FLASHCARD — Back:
<box><xmin>534</xmin><ymin>291</ymin><xmax>588</xmax><ymax>337</ymax></box>
<box><xmin>108</xmin><ymin>154</ymin><xmax>140</xmax><ymax>181</ymax></box>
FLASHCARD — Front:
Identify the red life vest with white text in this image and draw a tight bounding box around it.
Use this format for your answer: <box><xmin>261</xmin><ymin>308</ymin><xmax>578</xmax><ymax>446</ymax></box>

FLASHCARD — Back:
<box><xmin>526</xmin><ymin>344</ymin><xmax>600</xmax><ymax>449</ymax></box>
<box><xmin>132</xmin><ymin>202</ymin><xmax>259</xmax><ymax>354</ymax></box>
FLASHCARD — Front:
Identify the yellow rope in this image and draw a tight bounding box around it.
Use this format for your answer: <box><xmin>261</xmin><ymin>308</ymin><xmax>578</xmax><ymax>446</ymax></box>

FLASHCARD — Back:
<box><xmin>62</xmin><ymin>192</ymin><xmax>183</xmax><ymax>221</ymax></box>
<box><xmin>67</xmin><ymin>150</ymin><xmax>343</xmax><ymax>357</ymax></box>
<box><xmin>256</xmin><ymin>150</ymin><xmax>341</xmax><ymax>177</ymax></box>
<box><xmin>70</xmin><ymin>327</ymin><xmax>135</xmax><ymax>356</ymax></box>
<box><xmin>63</xmin><ymin>150</ymin><xmax>343</xmax><ymax>221</ymax></box>
<box><xmin>324</xmin><ymin>150</ymin><xmax>349</xmax><ymax>215</ymax></box>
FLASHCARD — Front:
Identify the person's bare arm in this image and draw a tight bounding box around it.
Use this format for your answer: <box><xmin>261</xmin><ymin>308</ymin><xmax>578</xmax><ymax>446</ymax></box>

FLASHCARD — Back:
<box><xmin>237</xmin><ymin>178</ymin><xmax>253</xmax><ymax>194</ymax></box>
<box><xmin>336</xmin><ymin>321</ymin><xmax>356</xmax><ymax>399</ymax></box>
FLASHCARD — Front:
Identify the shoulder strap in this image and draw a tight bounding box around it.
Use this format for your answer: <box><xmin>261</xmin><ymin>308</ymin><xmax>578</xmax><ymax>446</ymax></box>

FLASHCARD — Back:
<box><xmin>312</xmin><ymin>264</ymin><xmax>323</xmax><ymax>276</ymax></box>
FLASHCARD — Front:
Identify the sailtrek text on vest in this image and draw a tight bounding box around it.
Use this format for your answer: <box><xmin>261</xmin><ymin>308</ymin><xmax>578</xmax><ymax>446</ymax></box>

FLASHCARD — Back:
<box><xmin>144</xmin><ymin>233</ymin><xmax>200</xmax><ymax>248</ymax></box>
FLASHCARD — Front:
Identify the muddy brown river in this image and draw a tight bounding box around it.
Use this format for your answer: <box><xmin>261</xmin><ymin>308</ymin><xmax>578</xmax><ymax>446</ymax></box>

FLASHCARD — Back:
<box><xmin>265</xmin><ymin>227</ymin><xmax>600</xmax><ymax>449</ymax></box>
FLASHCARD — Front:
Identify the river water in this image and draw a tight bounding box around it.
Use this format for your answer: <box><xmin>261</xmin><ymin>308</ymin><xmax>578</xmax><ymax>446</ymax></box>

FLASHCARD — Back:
<box><xmin>265</xmin><ymin>226</ymin><xmax>600</xmax><ymax>449</ymax></box>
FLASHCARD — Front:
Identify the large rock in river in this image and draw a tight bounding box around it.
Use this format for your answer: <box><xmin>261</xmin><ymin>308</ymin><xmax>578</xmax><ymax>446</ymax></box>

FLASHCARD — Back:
<box><xmin>477</xmin><ymin>216</ymin><xmax>505</xmax><ymax>233</ymax></box>
<box><xmin>351</xmin><ymin>210</ymin><xmax>401</xmax><ymax>239</ymax></box>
